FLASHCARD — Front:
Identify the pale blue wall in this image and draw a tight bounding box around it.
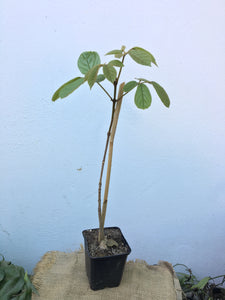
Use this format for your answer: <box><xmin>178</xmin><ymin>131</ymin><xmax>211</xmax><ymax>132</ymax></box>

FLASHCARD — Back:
<box><xmin>1</xmin><ymin>0</ymin><xmax>225</xmax><ymax>278</ymax></box>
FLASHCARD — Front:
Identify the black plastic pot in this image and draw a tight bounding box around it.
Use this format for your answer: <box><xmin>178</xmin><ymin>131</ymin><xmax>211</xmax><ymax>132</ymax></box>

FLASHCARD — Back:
<box><xmin>82</xmin><ymin>227</ymin><xmax>131</xmax><ymax>290</ymax></box>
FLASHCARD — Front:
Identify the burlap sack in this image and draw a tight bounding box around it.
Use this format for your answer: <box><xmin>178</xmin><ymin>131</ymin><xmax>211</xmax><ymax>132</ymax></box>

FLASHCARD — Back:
<box><xmin>32</xmin><ymin>247</ymin><xmax>182</xmax><ymax>300</ymax></box>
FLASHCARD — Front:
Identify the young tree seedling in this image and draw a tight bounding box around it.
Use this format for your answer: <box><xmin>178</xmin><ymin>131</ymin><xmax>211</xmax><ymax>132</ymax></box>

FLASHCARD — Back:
<box><xmin>52</xmin><ymin>46</ymin><xmax>170</xmax><ymax>247</ymax></box>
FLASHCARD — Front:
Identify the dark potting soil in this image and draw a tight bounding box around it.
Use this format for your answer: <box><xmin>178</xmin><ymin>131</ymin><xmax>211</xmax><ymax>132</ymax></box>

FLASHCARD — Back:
<box><xmin>83</xmin><ymin>227</ymin><xmax>130</xmax><ymax>258</ymax></box>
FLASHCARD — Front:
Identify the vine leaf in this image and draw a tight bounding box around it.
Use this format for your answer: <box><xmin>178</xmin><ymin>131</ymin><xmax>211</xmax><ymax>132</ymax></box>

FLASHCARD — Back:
<box><xmin>134</xmin><ymin>83</ymin><xmax>152</xmax><ymax>109</ymax></box>
<box><xmin>103</xmin><ymin>64</ymin><xmax>117</xmax><ymax>83</ymax></box>
<box><xmin>52</xmin><ymin>77</ymin><xmax>84</xmax><ymax>101</ymax></box>
<box><xmin>77</xmin><ymin>51</ymin><xmax>100</xmax><ymax>75</ymax></box>
<box><xmin>123</xmin><ymin>81</ymin><xmax>138</xmax><ymax>93</ymax></box>
<box><xmin>128</xmin><ymin>47</ymin><xmax>157</xmax><ymax>66</ymax></box>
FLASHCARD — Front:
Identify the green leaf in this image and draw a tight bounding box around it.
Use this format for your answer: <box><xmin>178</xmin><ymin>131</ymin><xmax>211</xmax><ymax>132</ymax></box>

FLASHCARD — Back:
<box><xmin>85</xmin><ymin>64</ymin><xmax>101</xmax><ymax>89</ymax></box>
<box><xmin>0</xmin><ymin>269</ymin><xmax>5</xmax><ymax>282</ymax></box>
<box><xmin>123</xmin><ymin>81</ymin><xmax>138</xmax><ymax>93</ymax></box>
<box><xmin>128</xmin><ymin>47</ymin><xmax>157</xmax><ymax>66</ymax></box>
<box><xmin>105</xmin><ymin>49</ymin><xmax>123</xmax><ymax>55</ymax></box>
<box><xmin>151</xmin><ymin>81</ymin><xmax>170</xmax><ymax>107</ymax></box>
<box><xmin>4</xmin><ymin>277</ymin><xmax>25</xmax><ymax>298</ymax></box>
<box><xmin>77</xmin><ymin>51</ymin><xmax>100</xmax><ymax>75</ymax></box>
<box><xmin>135</xmin><ymin>84</ymin><xmax>152</xmax><ymax>109</ymax></box>
<box><xmin>52</xmin><ymin>77</ymin><xmax>84</xmax><ymax>101</ymax></box>
<box><xmin>96</xmin><ymin>74</ymin><xmax>105</xmax><ymax>83</ymax></box>
<box><xmin>103</xmin><ymin>64</ymin><xmax>117</xmax><ymax>83</ymax></box>
<box><xmin>191</xmin><ymin>277</ymin><xmax>210</xmax><ymax>290</ymax></box>
<box><xmin>108</xmin><ymin>60</ymin><xmax>124</xmax><ymax>67</ymax></box>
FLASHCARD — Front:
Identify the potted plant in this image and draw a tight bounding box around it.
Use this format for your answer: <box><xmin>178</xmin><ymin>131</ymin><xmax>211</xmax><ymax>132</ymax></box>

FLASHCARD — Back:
<box><xmin>52</xmin><ymin>45</ymin><xmax>170</xmax><ymax>290</ymax></box>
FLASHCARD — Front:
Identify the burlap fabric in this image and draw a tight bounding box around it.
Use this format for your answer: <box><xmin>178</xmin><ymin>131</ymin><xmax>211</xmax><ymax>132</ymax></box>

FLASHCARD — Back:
<box><xmin>32</xmin><ymin>247</ymin><xmax>182</xmax><ymax>300</ymax></box>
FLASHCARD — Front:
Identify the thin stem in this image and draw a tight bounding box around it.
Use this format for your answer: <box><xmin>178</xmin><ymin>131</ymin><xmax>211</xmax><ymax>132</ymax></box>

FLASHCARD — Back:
<box><xmin>210</xmin><ymin>275</ymin><xmax>225</xmax><ymax>281</ymax></box>
<box><xmin>173</xmin><ymin>264</ymin><xmax>191</xmax><ymax>270</ymax></box>
<box><xmin>98</xmin><ymin>101</ymin><xmax>116</xmax><ymax>230</ymax></box>
<box><xmin>117</xmin><ymin>54</ymin><xmax>126</xmax><ymax>83</ymax></box>
<box><xmin>97</xmin><ymin>82</ymin><xmax>112</xmax><ymax>100</ymax></box>
<box><xmin>117</xmin><ymin>90</ymin><xmax>130</xmax><ymax>102</ymax></box>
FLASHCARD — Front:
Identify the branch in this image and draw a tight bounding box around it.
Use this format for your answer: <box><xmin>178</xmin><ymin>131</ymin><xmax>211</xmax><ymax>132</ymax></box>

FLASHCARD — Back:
<box><xmin>97</xmin><ymin>82</ymin><xmax>112</xmax><ymax>100</ymax></box>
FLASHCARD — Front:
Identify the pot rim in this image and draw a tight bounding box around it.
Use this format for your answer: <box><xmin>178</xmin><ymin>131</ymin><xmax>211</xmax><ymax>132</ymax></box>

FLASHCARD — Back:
<box><xmin>82</xmin><ymin>226</ymin><xmax>131</xmax><ymax>259</ymax></box>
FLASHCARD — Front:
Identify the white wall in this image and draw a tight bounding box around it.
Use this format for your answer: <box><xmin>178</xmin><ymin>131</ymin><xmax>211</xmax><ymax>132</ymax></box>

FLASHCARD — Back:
<box><xmin>1</xmin><ymin>0</ymin><xmax>225</xmax><ymax>279</ymax></box>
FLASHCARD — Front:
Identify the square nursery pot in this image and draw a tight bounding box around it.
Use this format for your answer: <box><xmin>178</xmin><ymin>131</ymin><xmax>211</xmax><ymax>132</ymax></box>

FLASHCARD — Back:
<box><xmin>82</xmin><ymin>227</ymin><xmax>131</xmax><ymax>290</ymax></box>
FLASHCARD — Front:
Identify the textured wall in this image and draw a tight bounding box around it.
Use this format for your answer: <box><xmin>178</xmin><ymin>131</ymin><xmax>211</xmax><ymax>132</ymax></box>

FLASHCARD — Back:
<box><xmin>0</xmin><ymin>0</ymin><xmax>225</xmax><ymax>278</ymax></box>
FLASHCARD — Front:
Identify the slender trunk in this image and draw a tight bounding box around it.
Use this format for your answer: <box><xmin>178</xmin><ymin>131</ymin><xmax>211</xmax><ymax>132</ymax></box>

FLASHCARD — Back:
<box><xmin>98</xmin><ymin>102</ymin><xmax>116</xmax><ymax>229</ymax></box>
<box><xmin>98</xmin><ymin>82</ymin><xmax>125</xmax><ymax>242</ymax></box>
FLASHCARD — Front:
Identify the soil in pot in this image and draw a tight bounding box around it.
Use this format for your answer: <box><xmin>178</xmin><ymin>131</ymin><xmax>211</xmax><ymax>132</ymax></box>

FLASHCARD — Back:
<box><xmin>82</xmin><ymin>227</ymin><xmax>131</xmax><ymax>290</ymax></box>
<box><xmin>83</xmin><ymin>227</ymin><xmax>130</xmax><ymax>257</ymax></box>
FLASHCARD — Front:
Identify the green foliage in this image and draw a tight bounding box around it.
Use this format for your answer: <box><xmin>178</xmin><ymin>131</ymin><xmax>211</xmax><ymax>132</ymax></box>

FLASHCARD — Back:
<box><xmin>105</xmin><ymin>49</ymin><xmax>123</xmax><ymax>56</ymax></box>
<box><xmin>52</xmin><ymin>77</ymin><xmax>84</xmax><ymax>101</ymax></box>
<box><xmin>52</xmin><ymin>45</ymin><xmax>170</xmax><ymax>110</ymax></box>
<box><xmin>174</xmin><ymin>263</ymin><xmax>225</xmax><ymax>300</ymax></box>
<box><xmin>85</xmin><ymin>64</ymin><xmax>101</xmax><ymax>88</ymax></box>
<box><xmin>0</xmin><ymin>255</ymin><xmax>38</xmax><ymax>300</ymax></box>
<box><xmin>128</xmin><ymin>47</ymin><xmax>157</xmax><ymax>66</ymax></box>
<box><xmin>123</xmin><ymin>81</ymin><xmax>138</xmax><ymax>93</ymax></box>
<box><xmin>150</xmin><ymin>81</ymin><xmax>170</xmax><ymax>107</ymax></box>
<box><xmin>77</xmin><ymin>51</ymin><xmax>100</xmax><ymax>75</ymax></box>
<box><xmin>191</xmin><ymin>277</ymin><xmax>211</xmax><ymax>290</ymax></box>
<box><xmin>96</xmin><ymin>74</ymin><xmax>105</xmax><ymax>83</ymax></box>
<box><xmin>108</xmin><ymin>60</ymin><xmax>124</xmax><ymax>67</ymax></box>
<box><xmin>135</xmin><ymin>78</ymin><xmax>170</xmax><ymax>107</ymax></box>
<box><xmin>135</xmin><ymin>84</ymin><xmax>152</xmax><ymax>109</ymax></box>
<box><xmin>103</xmin><ymin>64</ymin><xmax>117</xmax><ymax>83</ymax></box>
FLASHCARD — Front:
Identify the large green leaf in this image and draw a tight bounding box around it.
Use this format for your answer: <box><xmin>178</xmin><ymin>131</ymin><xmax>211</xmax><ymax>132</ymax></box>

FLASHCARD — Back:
<box><xmin>123</xmin><ymin>81</ymin><xmax>138</xmax><ymax>93</ymax></box>
<box><xmin>52</xmin><ymin>77</ymin><xmax>84</xmax><ymax>101</ymax></box>
<box><xmin>85</xmin><ymin>64</ymin><xmax>101</xmax><ymax>89</ymax></box>
<box><xmin>151</xmin><ymin>81</ymin><xmax>170</xmax><ymax>107</ymax></box>
<box><xmin>103</xmin><ymin>64</ymin><xmax>117</xmax><ymax>83</ymax></box>
<box><xmin>128</xmin><ymin>47</ymin><xmax>157</xmax><ymax>66</ymax></box>
<box><xmin>77</xmin><ymin>51</ymin><xmax>100</xmax><ymax>75</ymax></box>
<box><xmin>135</xmin><ymin>84</ymin><xmax>152</xmax><ymax>109</ymax></box>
